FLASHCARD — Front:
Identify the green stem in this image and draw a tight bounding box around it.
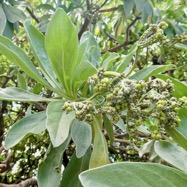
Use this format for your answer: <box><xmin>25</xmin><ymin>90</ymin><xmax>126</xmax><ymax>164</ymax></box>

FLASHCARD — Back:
<box><xmin>103</xmin><ymin>71</ymin><xmax>121</xmax><ymax>77</ymax></box>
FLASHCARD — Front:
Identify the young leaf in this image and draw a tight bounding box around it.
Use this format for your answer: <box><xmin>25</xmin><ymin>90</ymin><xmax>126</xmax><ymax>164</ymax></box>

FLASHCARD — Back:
<box><xmin>154</xmin><ymin>141</ymin><xmax>187</xmax><ymax>173</ymax></box>
<box><xmin>71</xmin><ymin>119</ymin><xmax>92</xmax><ymax>158</ymax></box>
<box><xmin>165</xmin><ymin>126</ymin><xmax>187</xmax><ymax>150</ymax></box>
<box><xmin>60</xmin><ymin>148</ymin><xmax>91</xmax><ymax>187</ymax></box>
<box><xmin>156</xmin><ymin>74</ymin><xmax>187</xmax><ymax>98</ymax></box>
<box><xmin>0</xmin><ymin>35</ymin><xmax>52</xmax><ymax>89</ymax></box>
<box><xmin>4</xmin><ymin>111</ymin><xmax>46</xmax><ymax>150</ymax></box>
<box><xmin>89</xmin><ymin>115</ymin><xmax>109</xmax><ymax>168</ymax></box>
<box><xmin>139</xmin><ymin>140</ymin><xmax>154</xmax><ymax>157</ymax></box>
<box><xmin>45</xmin><ymin>8</ymin><xmax>78</xmax><ymax>93</ymax></box>
<box><xmin>46</xmin><ymin>100</ymin><xmax>75</xmax><ymax>147</ymax></box>
<box><xmin>0</xmin><ymin>87</ymin><xmax>53</xmax><ymax>102</ymax></box>
<box><xmin>130</xmin><ymin>64</ymin><xmax>175</xmax><ymax>80</ymax></box>
<box><xmin>79</xmin><ymin>162</ymin><xmax>187</xmax><ymax>187</ymax></box>
<box><xmin>24</xmin><ymin>20</ymin><xmax>63</xmax><ymax>94</ymax></box>
<box><xmin>38</xmin><ymin>137</ymin><xmax>71</xmax><ymax>187</ymax></box>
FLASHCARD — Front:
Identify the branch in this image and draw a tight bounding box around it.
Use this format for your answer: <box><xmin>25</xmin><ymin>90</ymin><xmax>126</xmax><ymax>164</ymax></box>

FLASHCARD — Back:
<box><xmin>99</xmin><ymin>7</ymin><xmax>119</xmax><ymax>12</ymax></box>
<box><xmin>101</xmin><ymin>16</ymin><xmax>141</xmax><ymax>54</ymax></box>
<box><xmin>26</xmin><ymin>7</ymin><xmax>39</xmax><ymax>23</ymax></box>
<box><xmin>0</xmin><ymin>178</ymin><xmax>37</xmax><ymax>187</ymax></box>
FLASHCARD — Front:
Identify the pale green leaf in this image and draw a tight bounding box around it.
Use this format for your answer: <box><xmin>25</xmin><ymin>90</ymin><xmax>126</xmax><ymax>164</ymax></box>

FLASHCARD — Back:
<box><xmin>130</xmin><ymin>64</ymin><xmax>175</xmax><ymax>80</ymax></box>
<box><xmin>154</xmin><ymin>141</ymin><xmax>187</xmax><ymax>173</ymax></box>
<box><xmin>38</xmin><ymin>137</ymin><xmax>70</xmax><ymax>187</ymax></box>
<box><xmin>3</xmin><ymin>4</ymin><xmax>26</xmax><ymax>23</ymax></box>
<box><xmin>134</xmin><ymin>0</ymin><xmax>146</xmax><ymax>12</ymax></box>
<box><xmin>45</xmin><ymin>8</ymin><xmax>78</xmax><ymax>93</ymax></box>
<box><xmin>123</xmin><ymin>0</ymin><xmax>135</xmax><ymax>18</ymax></box>
<box><xmin>89</xmin><ymin>115</ymin><xmax>109</xmax><ymax>168</ymax></box>
<box><xmin>0</xmin><ymin>87</ymin><xmax>53</xmax><ymax>102</ymax></box>
<box><xmin>177</xmin><ymin>108</ymin><xmax>187</xmax><ymax>137</ymax></box>
<box><xmin>0</xmin><ymin>4</ymin><xmax>6</xmax><ymax>34</ymax></box>
<box><xmin>46</xmin><ymin>101</ymin><xmax>75</xmax><ymax>147</ymax></box>
<box><xmin>71</xmin><ymin>119</ymin><xmax>92</xmax><ymax>158</ymax></box>
<box><xmin>0</xmin><ymin>35</ymin><xmax>51</xmax><ymax>89</ymax></box>
<box><xmin>174</xmin><ymin>43</ymin><xmax>187</xmax><ymax>51</ymax></box>
<box><xmin>60</xmin><ymin>148</ymin><xmax>91</xmax><ymax>187</ymax></box>
<box><xmin>165</xmin><ymin>126</ymin><xmax>187</xmax><ymax>150</ymax></box>
<box><xmin>4</xmin><ymin>111</ymin><xmax>46</xmax><ymax>149</ymax></box>
<box><xmin>79</xmin><ymin>162</ymin><xmax>187</xmax><ymax>187</ymax></box>
<box><xmin>139</xmin><ymin>140</ymin><xmax>154</xmax><ymax>157</ymax></box>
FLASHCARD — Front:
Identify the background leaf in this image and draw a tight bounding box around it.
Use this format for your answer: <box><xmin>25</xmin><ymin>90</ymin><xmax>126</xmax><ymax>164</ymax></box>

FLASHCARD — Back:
<box><xmin>46</xmin><ymin>100</ymin><xmax>75</xmax><ymax>147</ymax></box>
<box><xmin>154</xmin><ymin>141</ymin><xmax>187</xmax><ymax>173</ymax></box>
<box><xmin>177</xmin><ymin>108</ymin><xmax>187</xmax><ymax>137</ymax></box>
<box><xmin>79</xmin><ymin>162</ymin><xmax>187</xmax><ymax>187</ymax></box>
<box><xmin>60</xmin><ymin>148</ymin><xmax>91</xmax><ymax>187</ymax></box>
<box><xmin>0</xmin><ymin>4</ymin><xmax>6</xmax><ymax>34</ymax></box>
<box><xmin>4</xmin><ymin>111</ymin><xmax>46</xmax><ymax>149</ymax></box>
<box><xmin>38</xmin><ymin>137</ymin><xmax>70</xmax><ymax>187</ymax></box>
<box><xmin>71</xmin><ymin>119</ymin><xmax>92</xmax><ymax>158</ymax></box>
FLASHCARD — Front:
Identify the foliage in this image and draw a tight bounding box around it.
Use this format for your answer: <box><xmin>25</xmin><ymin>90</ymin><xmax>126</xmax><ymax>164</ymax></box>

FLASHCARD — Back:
<box><xmin>0</xmin><ymin>0</ymin><xmax>187</xmax><ymax>186</ymax></box>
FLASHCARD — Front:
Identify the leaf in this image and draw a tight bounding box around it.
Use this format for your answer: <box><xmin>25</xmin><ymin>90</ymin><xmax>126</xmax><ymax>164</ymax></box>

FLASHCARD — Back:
<box><xmin>38</xmin><ymin>137</ymin><xmax>70</xmax><ymax>187</ymax></box>
<box><xmin>0</xmin><ymin>4</ymin><xmax>6</xmax><ymax>34</ymax></box>
<box><xmin>71</xmin><ymin>119</ymin><xmax>92</xmax><ymax>158</ymax></box>
<box><xmin>3</xmin><ymin>4</ymin><xmax>26</xmax><ymax>23</ymax></box>
<box><xmin>60</xmin><ymin>148</ymin><xmax>91</xmax><ymax>187</ymax></box>
<box><xmin>46</xmin><ymin>100</ymin><xmax>75</xmax><ymax>147</ymax></box>
<box><xmin>45</xmin><ymin>8</ymin><xmax>78</xmax><ymax>93</ymax></box>
<box><xmin>79</xmin><ymin>162</ymin><xmax>187</xmax><ymax>187</ymax></box>
<box><xmin>139</xmin><ymin>140</ymin><xmax>154</xmax><ymax>157</ymax></box>
<box><xmin>117</xmin><ymin>45</ymin><xmax>138</xmax><ymax>73</ymax></box>
<box><xmin>154</xmin><ymin>141</ymin><xmax>187</xmax><ymax>173</ymax></box>
<box><xmin>103</xmin><ymin>115</ymin><xmax>114</xmax><ymax>145</ymax></box>
<box><xmin>174</xmin><ymin>43</ymin><xmax>187</xmax><ymax>51</ymax></box>
<box><xmin>17</xmin><ymin>71</ymin><xmax>26</xmax><ymax>90</ymax></box>
<box><xmin>24</xmin><ymin>20</ymin><xmax>63</xmax><ymax>93</ymax></box>
<box><xmin>130</xmin><ymin>64</ymin><xmax>175</xmax><ymax>80</ymax></box>
<box><xmin>165</xmin><ymin>126</ymin><xmax>187</xmax><ymax>151</ymax></box>
<box><xmin>0</xmin><ymin>87</ymin><xmax>53</xmax><ymax>102</ymax></box>
<box><xmin>134</xmin><ymin>0</ymin><xmax>146</xmax><ymax>12</ymax></box>
<box><xmin>89</xmin><ymin>115</ymin><xmax>109</xmax><ymax>168</ymax></box>
<box><xmin>2</xmin><ymin>21</ymin><xmax>14</xmax><ymax>39</ymax></box>
<box><xmin>177</xmin><ymin>108</ymin><xmax>187</xmax><ymax>137</ymax></box>
<box><xmin>156</xmin><ymin>74</ymin><xmax>187</xmax><ymax>98</ymax></box>
<box><xmin>79</xmin><ymin>31</ymin><xmax>100</xmax><ymax>67</ymax></box>
<box><xmin>123</xmin><ymin>0</ymin><xmax>135</xmax><ymax>18</ymax></box>
<box><xmin>4</xmin><ymin>111</ymin><xmax>46</xmax><ymax>150</ymax></box>
<box><xmin>141</xmin><ymin>2</ymin><xmax>153</xmax><ymax>23</ymax></box>
<box><xmin>0</xmin><ymin>35</ymin><xmax>51</xmax><ymax>89</ymax></box>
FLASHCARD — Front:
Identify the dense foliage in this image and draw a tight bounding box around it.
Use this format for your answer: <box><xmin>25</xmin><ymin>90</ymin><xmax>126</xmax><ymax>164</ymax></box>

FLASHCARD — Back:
<box><xmin>0</xmin><ymin>0</ymin><xmax>187</xmax><ymax>186</ymax></box>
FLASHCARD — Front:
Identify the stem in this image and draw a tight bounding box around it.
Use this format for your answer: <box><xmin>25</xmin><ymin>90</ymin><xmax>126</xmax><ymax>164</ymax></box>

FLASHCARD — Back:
<box><xmin>103</xmin><ymin>71</ymin><xmax>121</xmax><ymax>77</ymax></box>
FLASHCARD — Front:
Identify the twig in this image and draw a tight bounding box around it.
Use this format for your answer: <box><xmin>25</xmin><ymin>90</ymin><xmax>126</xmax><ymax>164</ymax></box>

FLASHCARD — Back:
<box><xmin>114</xmin><ymin>138</ymin><xmax>130</xmax><ymax>144</ymax></box>
<box><xmin>101</xmin><ymin>16</ymin><xmax>141</xmax><ymax>54</ymax></box>
<box><xmin>93</xmin><ymin>0</ymin><xmax>108</xmax><ymax>13</ymax></box>
<box><xmin>99</xmin><ymin>7</ymin><xmax>119</xmax><ymax>12</ymax></box>
<box><xmin>78</xmin><ymin>0</ymin><xmax>91</xmax><ymax>40</ymax></box>
<box><xmin>0</xmin><ymin>178</ymin><xmax>37</xmax><ymax>187</ymax></box>
<box><xmin>26</xmin><ymin>7</ymin><xmax>39</xmax><ymax>23</ymax></box>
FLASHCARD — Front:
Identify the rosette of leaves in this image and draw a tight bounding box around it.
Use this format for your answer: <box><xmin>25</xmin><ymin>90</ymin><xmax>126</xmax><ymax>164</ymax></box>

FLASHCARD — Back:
<box><xmin>0</xmin><ymin>8</ymin><xmax>187</xmax><ymax>187</ymax></box>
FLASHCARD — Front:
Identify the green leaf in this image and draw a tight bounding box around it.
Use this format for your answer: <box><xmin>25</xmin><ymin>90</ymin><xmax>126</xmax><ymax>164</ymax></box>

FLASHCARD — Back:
<box><xmin>154</xmin><ymin>141</ymin><xmax>187</xmax><ymax>173</ymax></box>
<box><xmin>3</xmin><ymin>4</ymin><xmax>26</xmax><ymax>23</ymax></box>
<box><xmin>45</xmin><ymin>8</ymin><xmax>78</xmax><ymax>93</ymax></box>
<box><xmin>60</xmin><ymin>148</ymin><xmax>91</xmax><ymax>187</ymax></box>
<box><xmin>174</xmin><ymin>43</ymin><xmax>187</xmax><ymax>51</ymax></box>
<box><xmin>0</xmin><ymin>4</ymin><xmax>6</xmax><ymax>34</ymax></box>
<box><xmin>156</xmin><ymin>74</ymin><xmax>187</xmax><ymax>98</ymax></box>
<box><xmin>0</xmin><ymin>35</ymin><xmax>51</xmax><ymax>89</ymax></box>
<box><xmin>17</xmin><ymin>71</ymin><xmax>26</xmax><ymax>90</ymax></box>
<box><xmin>79</xmin><ymin>31</ymin><xmax>100</xmax><ymax>67</ymax></box>
<box><xmin>38</xmin><ymin>137</ymin><xmax>70</xmax><ymax>187</ymax></box>
<box><xmin>0</xmin><ymin>87</ymin><xmax>53</xmax><ymax>102</ymax></box>
<box><xmin>46</xmin><ymin>100</ymin><xmax>75</xmax><ymax>147</ymax></box>
<box><xmin>24</xmin><ymin>20</ymin><xmax>63</xmax><ymax>94</ymax></box>
<box><xmin>4</xmin><ymin>111</ymin><xmax>46</xmax><ymax>150</ymax></box>
<box><xmin>2</xmin><ymin>21</ymin><xmax>14</xmax><ymax>39</ymax></box>
<box><xmin>71</xmin><ymin>119</ymin><xmax>92</xmax><ymax>158</ymax></box>
<box><xmin>79</xmin><ymin>162</ymin><xmax>187</xmax><ymax>187</ymax></box>
<box><xmin>117</xmin><ymin>45</ymin><xmax>138</xmax><ymax>73</ymax></box>
<box><xmin>103</xmin><ymin>115</ymin><xmax>114</xmax><ymax>145</ymax></box>
<box><xmin>134</xmin><ymin>0</ymin><xmax>146</xmax><ymax>12</ymax></box>
<box><xmin>89</xmin><ymin>115</ymin><xmax>109</xmax><ymax>168</ymax></box>
<box><xmin>165</xmin><ymin>126</ymin><xmax>187</xmax><ymax>151</ymax></box>
<box><xmin>123</xmin><ymin>0</ymin><xmax>135</xmax><ymax>18</ymax></box>
<box><xmin>139</xmin><ymin>140</ymin><xmax>154</xmax><ymax>157</ymax></box>
<box><xmin>141</xmin><ymin>2</ymin><xmax>153</xmax><ymax>23</ymax></box>
<box><xmin>130</xmin><ymin>64</ymin><xmax>175</xmax><ymax>80</ymax></box>
<box><xmin>177</xmin><ymin>108</ymin><xmax>187</xmax><ymax>137</ymax></box>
